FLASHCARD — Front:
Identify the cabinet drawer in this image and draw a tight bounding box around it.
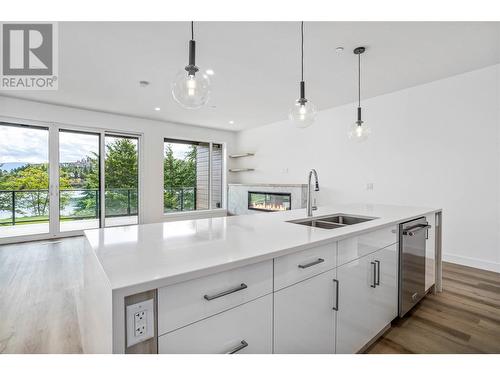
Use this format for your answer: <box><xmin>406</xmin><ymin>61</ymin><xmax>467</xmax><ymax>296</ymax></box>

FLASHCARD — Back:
<box><xmin>158</xmin><ymin>295</ymin><xmax>272</xmax><ymax>354</ymax></box>
<box><xmin>338</xmin><ymin>225</ymin><xmax>397</xmax><ymax>266</ymax></box>
<box><xmin>158</xmin><ymin>260</ymin><xmax>272</xmax><ymax>335</ymax></box>
<box><xmin>274</xmin><ymin>242</ymin><xmax>337</xmax><ymax>291</ymax></box>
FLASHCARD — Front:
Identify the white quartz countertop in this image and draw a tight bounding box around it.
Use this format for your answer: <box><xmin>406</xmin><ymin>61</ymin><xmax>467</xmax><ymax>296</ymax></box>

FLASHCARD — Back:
<box><xmin>84</xmin><ymin>204</ymin><xmax>441</xmax><ymax>294</ymax></box>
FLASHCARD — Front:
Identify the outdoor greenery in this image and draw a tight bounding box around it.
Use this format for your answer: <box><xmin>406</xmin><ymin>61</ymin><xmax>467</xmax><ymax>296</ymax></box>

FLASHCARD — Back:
<box><xmin>0</xmin><ymin>138</ymin><xmax>139</xmax><ymax>224</ymax></box>
<box><xmin>103</xmin><ymin>138</ymin><xmax>139</xmax><ymax>216</ymax></box>
<box><xmin>163</xmin><ymin>143</ymin><xmax>197</xmax><ymax>211</ymax></box>
<box><xmin>1</xmin><ymin>138</ymin><xmax>199</xmax><ymax>224</ymax></box>
<box><xmin>0</xmin><ymin>164</ymin><xmax>71</xmax><ymax>221</ymax></box>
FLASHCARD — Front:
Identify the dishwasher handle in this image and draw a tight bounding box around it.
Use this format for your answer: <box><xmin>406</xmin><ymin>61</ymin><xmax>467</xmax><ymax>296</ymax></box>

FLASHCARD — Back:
<box><xmin>403</xmin><ymin>224</ymin><xmax>431</xmax><ymax>237</ymax></box>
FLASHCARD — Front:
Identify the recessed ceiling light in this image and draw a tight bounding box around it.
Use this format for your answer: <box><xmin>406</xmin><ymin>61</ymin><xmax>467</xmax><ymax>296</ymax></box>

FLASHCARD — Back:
<box><xmin>154</xmin><ymin>107</ymin><xmax>161</xmax><ymax>111</ymax></box>
<box><xmin>228</xmin><ymin>120</ymin><xmax>235</xmax><ymax>125</ymax></box>
<box><xmin>139</xmin><ymin>80</ymin><xmax>150</xmax><ymax>87</ymax></box>
<box><xmin>335</xmin><ymin>47</ymin><xmax>344</xmax><ymax>53</ymax></box>
<box><xmin>206</xmin><ymin>69</ymin><xmax>215</xmax><ymax>75</ymax></box>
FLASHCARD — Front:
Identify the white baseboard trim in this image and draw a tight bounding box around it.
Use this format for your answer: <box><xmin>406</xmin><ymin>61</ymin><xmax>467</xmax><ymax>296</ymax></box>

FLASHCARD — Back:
<box><xmin>443</xmin><ymin>253</ymin><xmax>500</xmax><ymax>273</ymax></box>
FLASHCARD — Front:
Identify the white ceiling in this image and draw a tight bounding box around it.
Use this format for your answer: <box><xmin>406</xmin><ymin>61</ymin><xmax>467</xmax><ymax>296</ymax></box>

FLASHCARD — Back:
<box><xmin>3</xmin><ymin>22</ymin><xmax>500</xmax><ymax>131</ymax></box>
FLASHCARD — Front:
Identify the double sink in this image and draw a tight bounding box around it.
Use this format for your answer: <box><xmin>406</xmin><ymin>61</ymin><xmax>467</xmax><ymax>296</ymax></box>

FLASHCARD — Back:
<box><xmin>288</xmin><ymin>214</ymin><xmax>376</xmax><ymax>230</ymax></box>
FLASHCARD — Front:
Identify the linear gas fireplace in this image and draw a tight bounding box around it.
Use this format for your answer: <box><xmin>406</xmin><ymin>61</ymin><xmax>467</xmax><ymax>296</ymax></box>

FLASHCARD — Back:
<box><xmin>248</xmin><ymin>191</ymin><xmax>291</xmax><ymax>212</ymax></box>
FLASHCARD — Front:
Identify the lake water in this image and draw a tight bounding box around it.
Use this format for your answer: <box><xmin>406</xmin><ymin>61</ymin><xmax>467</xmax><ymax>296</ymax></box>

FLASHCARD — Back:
<box><xmin>0</xmin><ymin>194</ymin><xmax>85</xmax><ymax>220</ymax></box>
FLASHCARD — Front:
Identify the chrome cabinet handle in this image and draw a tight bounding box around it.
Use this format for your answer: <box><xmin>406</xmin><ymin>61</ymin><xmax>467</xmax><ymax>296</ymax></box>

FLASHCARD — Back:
<box><xmin>332</xmin><ymin>279</ymin><xmax>339</xmax><ymax>311</ymax></box>
<box><xmin>370</xmin><ymin>261</ymin><xmax>377</xmax><ymax>288</ymax></box>
<box><xmin>403</xmin><ymin>224</ymin><xmax>431</xmax><ymax>237</ymax></box>
<box><xmin>204</xmin><ymin>283</ymin><xmax>248</xmax><ymax>301</ymax></box>
<box><xmin>227</xmin><ymin>340</ymin><xmax>248</xmax><ymax>354</ymax></box>
<box><xmin>298</xmin><ymin>258</ymin><xmax>325</xmax><ymax>269</ymax></box>
<box><xmin>374</xmin><ymin>260</ymin><xmax>380</xmax><ymax>286</ymax></box>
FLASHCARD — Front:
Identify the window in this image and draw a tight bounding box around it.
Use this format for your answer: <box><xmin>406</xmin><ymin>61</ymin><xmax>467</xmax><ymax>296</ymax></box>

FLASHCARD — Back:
<box><xmin>164</xmin><ymin>139</ymin><xmax>224</xmax><ymax>213</ymax></box>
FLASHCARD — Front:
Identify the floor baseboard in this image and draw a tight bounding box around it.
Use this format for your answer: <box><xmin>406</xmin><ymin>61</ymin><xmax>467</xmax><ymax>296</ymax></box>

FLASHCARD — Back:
<box><xmin>443</xmin><ymin>253</ymin><xmax>500</xmax><ymax>273</ymax></box>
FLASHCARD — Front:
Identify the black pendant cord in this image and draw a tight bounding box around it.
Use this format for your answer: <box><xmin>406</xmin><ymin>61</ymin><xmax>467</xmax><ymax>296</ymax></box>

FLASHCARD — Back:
<box><xmin>187</xmin><ymin>21</ymin><xmax>197</xmax><ymax>73</ymax></box>
<box><xmin>358</xmin><ymin>52</ymin><xmax>361</xmax><ymax>108</ymax></box>
<box><xmin>299</xmin><ymin>21</ymin><xmax>306</xmax><ymax>102</ymax></box>
<box><xmin>301</xmin><ymin>21</ymin><xmax>304</xmax><ymax>83</ymax></box>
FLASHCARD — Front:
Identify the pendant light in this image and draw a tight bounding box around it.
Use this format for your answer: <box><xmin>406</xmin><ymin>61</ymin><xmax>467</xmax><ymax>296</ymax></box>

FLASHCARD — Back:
<box><xmin>348</xmin><ymin>46</ymin><xmax>371</xmax><ymax>141</ymax></box>
<box><xmin>289</xmin><ymin>21</ymin><xmax>317</xmax><ymax>128</ymax></box>
<box><xmin>172</xmin><ymin>21</ymin><xmax>211</xmax><ymax>109</ymax></box>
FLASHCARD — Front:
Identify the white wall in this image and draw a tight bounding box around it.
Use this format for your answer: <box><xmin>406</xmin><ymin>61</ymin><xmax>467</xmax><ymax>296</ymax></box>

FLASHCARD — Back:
<box><xmin>0</xmin><ymin>96</ymin><xmax>237</xmax><ymax>225</ymax></box>
<box><xmin>233</xmin><ymin>64</ymin><xmax>500</xmax><ymax>272</ymax></box>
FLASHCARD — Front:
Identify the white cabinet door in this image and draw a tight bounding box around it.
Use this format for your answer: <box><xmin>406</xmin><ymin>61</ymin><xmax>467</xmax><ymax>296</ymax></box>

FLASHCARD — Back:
<box><xmin>274</xmin><ymin>269</ymin><xmax>336</xmax><ymax>354</ymax></box>
<box><xmin>424</xmin><ymin>214</ymin><xmax>436</xmax><ymax>291</ymax></box>
<box><xmin>370</xmin><ymin>244</ymin><xmax>398</xmax><ymax>337</ymax></box>
<box><xmin>336</xmin><ymin>255</ymin><xmax>375</xmax><ymax>353</ymax></box>
<box><xmin>336</xmin><ymin>245</ymin><xmax>398</xmax><ymax>353</ymax></box>
<box><xmin>158</xmin><ymin>295</ymin><xmax>272</xmax><ymax>354</ymax></box>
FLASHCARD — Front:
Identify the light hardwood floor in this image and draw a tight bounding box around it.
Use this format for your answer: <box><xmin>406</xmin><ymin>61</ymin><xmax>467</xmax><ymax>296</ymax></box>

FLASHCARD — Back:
<box><xmin>0</xmin><ymin>237</ymin><xmax>84</xmax><ymax>353</ymax></box>
<box><xmin>0</xmin><ymin>237</ymin><xmax>499</xmax><ymax>354</ymax></box>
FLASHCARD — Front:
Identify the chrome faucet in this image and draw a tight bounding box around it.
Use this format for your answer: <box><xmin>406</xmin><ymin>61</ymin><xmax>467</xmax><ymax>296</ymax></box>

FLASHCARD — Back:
<box><xmin>306</xmin><ymin>169</ymin><xmax>319</xmax><ymax>217</ymax></box>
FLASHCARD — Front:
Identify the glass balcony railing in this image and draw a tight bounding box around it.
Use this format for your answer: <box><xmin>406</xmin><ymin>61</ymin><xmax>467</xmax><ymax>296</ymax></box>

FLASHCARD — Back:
<box><xmin>164</xmin><ymin>186</ymin><xmax>197</xmax><ymax>213</ymax></box>
<box><xmin>0</xmin><ymin>188</ymin><xmax>138</xmax><ymax>226</ymax></box>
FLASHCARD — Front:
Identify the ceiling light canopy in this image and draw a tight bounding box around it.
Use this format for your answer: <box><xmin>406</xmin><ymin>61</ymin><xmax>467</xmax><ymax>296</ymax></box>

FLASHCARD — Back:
<box><xmin>171</xmin><ymin>21</ymin><xmax>211</xmax><ymax>109</ymax></box>
<box><xmin>348</xmin><ymin>46</ymin><xmax>371</xmax><ymax>142</ymax></box>
<box><xmin>289</xmin><ymin>22</ymin><xmax>317</xmax><ymax>128</ymax></box>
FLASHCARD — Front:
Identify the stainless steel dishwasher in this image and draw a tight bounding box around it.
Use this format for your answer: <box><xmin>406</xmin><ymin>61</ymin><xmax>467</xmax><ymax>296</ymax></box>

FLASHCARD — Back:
<box><xmin>398</xmin><ymin>217</ymin><xmax>431</xmax><ymax>317</ymax></box>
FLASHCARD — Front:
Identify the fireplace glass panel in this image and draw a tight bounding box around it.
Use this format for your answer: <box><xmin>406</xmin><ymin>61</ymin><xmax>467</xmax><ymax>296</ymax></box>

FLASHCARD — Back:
<box><xmin>248</xmin><ymin>191</ymin><xmax>291</xmax><ymax>212</ymax></box>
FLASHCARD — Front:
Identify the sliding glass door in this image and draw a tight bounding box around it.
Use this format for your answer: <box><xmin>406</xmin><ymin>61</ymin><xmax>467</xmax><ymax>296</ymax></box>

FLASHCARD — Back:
<box><xmin>0</xmin><ymin>123</ymin><xmax>50</xmax><ymax>238</ymax></box>
<box><xmin>59</xmin><ymin>130</ymin><xmax>101</xmax><ymax>232</ymax></box>
<box><xmin>0</xmin><ymin>121</ymin><xmax>141</xmax><ymax>242</ymax></box>
<box><xmin>104</xmin><ymin>134</ymin><xmax>139</xmax><ymax>227</ymax></box>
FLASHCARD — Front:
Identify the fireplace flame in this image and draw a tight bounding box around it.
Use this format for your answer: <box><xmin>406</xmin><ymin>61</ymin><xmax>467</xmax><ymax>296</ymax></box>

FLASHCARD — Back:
<box><xmin>250</xmin><ymin>202</ymin><xmax>288</xmax><ymax>211</ymax></box>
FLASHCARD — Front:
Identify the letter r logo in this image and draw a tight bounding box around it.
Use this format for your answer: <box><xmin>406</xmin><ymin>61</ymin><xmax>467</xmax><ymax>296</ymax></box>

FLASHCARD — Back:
<box><xmin>2</xmin><ymin>23</ymin><xmax>53</xmax><ymax>75</ymax></box>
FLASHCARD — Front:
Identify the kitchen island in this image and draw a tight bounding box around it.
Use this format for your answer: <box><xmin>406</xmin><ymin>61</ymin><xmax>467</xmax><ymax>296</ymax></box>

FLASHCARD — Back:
<box><xmin>80</xmin><ymin>204</ymin><xmax>442</xmax><ymax>354</ymax></box>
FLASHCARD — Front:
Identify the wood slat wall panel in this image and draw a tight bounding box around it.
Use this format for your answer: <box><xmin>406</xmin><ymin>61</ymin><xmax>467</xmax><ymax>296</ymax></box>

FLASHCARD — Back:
<box><xmin>211</xmin><ymin>144</ymin><xmax>223</xmax><ymax>209</ymax></box>
<box><xmin>196</xmin><ymin>145</ymin><xmax>209</xmax><ymax>210</ymax></box>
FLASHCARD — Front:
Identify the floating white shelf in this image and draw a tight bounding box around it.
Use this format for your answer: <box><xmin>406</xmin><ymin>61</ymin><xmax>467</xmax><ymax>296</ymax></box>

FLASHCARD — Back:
<box><xmin>228</xmin><ymin>168</ymin><xmax>255</xmax><ymax>173</ymax></box>
<box><xmin>229</xmin><ymin>152</ymin><xmax>255</xmax><ymax>158</ymax></box>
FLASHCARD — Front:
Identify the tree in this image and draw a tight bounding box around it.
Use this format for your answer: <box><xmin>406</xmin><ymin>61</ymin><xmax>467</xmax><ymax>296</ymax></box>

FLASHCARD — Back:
<box><xmin>163</xmin><ymin>144</ymin><xmax>197</xmax><ymax>211</ymax></box>
<box><xmin>74</xmin><ymin>138</ymin><xmax>139</xmax><ymax>217</ymax></box>
<box><xmin>105</xmin><ymin>139</ymin><xmax>138</xmax><ymax>189</ymax></box>
<box><xmin>0</xmin><ymin>164</ymin><xmax>71</xmax><ymax>217</ymax></box>
<box><xmin>103</xmin><ymin>139</ymin><xmax>138</xmax><ymax>215</ymax></box>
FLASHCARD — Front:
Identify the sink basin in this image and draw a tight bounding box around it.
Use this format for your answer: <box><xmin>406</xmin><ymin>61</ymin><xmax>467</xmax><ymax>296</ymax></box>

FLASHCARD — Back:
<box><xmin>287</xmin><ymin>214</ymin><xmax>376</xmax><ymax>230</ymax></box>
<box><xmin>318</xmin><ymin>214</ymin><xmax>375</xmax><ymax>225</ymax></box>
<box><xmin>294</xmin><ymin>220</ymin><xmax>346</xmax><ymax>230</ymax></box>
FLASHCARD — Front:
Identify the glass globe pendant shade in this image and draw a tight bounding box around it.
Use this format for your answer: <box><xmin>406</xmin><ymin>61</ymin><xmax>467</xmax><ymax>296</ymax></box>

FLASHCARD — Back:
<box><xmin>289</xmin><ymin>99</ymin><xmax>317</xmax><ymax>128</ymax></box>
<box><xmin>348</xmin><ymin>120</ymin><xmax>371</xmax><ymax>142</ymax></box>
<box><xmin>171</xmin><ymin>70</ymin><xmax>211</xmax><ymax>109</ymax></box>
